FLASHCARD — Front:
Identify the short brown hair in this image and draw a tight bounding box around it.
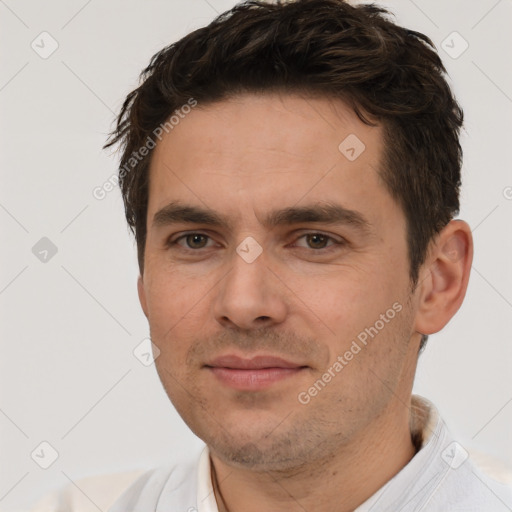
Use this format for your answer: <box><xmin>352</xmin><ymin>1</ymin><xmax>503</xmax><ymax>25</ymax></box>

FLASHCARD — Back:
<box><xmin>105</xmin><ymin>0</ymin><xmax>464</xmax><ymax>352</ymax></box>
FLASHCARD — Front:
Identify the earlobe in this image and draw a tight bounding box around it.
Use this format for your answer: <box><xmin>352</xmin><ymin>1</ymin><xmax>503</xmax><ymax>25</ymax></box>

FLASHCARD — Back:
<box><xmin>414</xmin><ymin>220</ymin><xmax>473</xmax><ymax>336</ymax></box>
<box><xmin>137</xmin><ymin>275</ymin><xmax>149</xmax><ymax>318</ymax></box>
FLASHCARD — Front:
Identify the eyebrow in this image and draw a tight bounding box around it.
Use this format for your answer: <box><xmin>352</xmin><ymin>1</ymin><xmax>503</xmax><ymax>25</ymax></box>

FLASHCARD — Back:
<box><xmin>152</xmin><ymin>200</ymin><xmax>373</xmax><ymax>235</ymax></box>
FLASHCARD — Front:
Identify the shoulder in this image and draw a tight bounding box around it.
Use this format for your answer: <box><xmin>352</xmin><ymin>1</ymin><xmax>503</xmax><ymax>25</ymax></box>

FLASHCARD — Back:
<box><xmin>408</xmin><ymin>396</ymin><xmax>512</xmax><ymax>510</ymax></box>
<box><xmin>29</xmin><ymin>456</ymin><xmax>200</xmax><ymax>512</ymax></box>
<box><xmin>109</xmin><ymin>457</ymin><xmax>199</xmax><ymax>511</ymax></box>
<box><xmin>28</xmin><ymin>470</ymin><xmax>147</xmax><ymax>512</ymax></box>
<box><xmin>429</xmin><ymin>452</ymin><xmax>512</xmax><ymax>511</ymax></box>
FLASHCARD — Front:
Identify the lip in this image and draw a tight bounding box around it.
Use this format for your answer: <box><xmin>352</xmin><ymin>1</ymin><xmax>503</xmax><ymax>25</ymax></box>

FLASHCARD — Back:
<box><xmin>205</xmin><ymin>354</ymin><xmax>308</xmax><ymax>391</ymax></box>
<box><xmin>207</xmin><ymin>354</ymin><xmax>304</xmax><ymax>370</ymax></box>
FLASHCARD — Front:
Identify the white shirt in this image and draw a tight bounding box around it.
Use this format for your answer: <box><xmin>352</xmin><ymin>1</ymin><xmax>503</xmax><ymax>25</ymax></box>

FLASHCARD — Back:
<box><xmin>31</xmin><ymin>395</ymin><xmax>512</xmax><ymax>512</ymax></box>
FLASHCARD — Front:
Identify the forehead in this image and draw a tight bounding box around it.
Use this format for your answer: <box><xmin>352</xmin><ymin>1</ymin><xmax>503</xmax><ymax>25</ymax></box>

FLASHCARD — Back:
<box><xmin>147</xmin><ymin>92</ymin><xmax>393</xmax><ymax>231</ymax></box>
<box><xmin>153</xmin><ymin>92</ymin><xmax>381</xmax><ymax>166</ymax></box>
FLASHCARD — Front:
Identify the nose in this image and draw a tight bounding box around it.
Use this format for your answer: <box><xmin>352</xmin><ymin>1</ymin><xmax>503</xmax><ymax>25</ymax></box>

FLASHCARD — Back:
<box><xmin>212</xmin><ymin>246</ymin><xmax>288</xmax><ymax>331</ymax></box>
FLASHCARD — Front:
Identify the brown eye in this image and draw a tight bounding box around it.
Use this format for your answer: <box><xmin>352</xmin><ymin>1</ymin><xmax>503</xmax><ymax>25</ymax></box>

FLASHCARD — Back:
<box><xmin>168</xmin><ymin>233</ymin><xmax>214</xmax><ymax>250</ymax></box>
<box><xmin>305</xmin><ymin>233</ymin><xmax>330</xmax><ymax>249</ymax></box>
<box><xmin>293</xmin><ymin>233</ymin><xmax>343</xmax><ymax>251</ymax></box>
<box><xmin>183</xmin><ymin>234</ymin><xmax>209</xmax><ymax>249</ymax></box>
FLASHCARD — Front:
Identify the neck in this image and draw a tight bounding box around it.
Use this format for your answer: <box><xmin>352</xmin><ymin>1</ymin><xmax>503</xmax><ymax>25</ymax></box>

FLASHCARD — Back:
<box><xmin>210</xmin><ymin>397</ymin><xmax>418</xmax><ymax>512</ymax></box>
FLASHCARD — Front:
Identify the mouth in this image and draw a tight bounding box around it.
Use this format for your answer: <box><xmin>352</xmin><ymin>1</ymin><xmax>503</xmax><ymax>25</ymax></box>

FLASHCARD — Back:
<box><xmin>204</xmin><ymin>354</ymin><xmax>309</xmax><ymax>391</ymax></box>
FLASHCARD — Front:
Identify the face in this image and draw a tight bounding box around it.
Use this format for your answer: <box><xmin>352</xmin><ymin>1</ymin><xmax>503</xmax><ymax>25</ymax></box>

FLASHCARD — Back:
<box><xmin>138</xmin><ymin>93</ymin><xmax>423</xmax><ymax>471</ymax></box>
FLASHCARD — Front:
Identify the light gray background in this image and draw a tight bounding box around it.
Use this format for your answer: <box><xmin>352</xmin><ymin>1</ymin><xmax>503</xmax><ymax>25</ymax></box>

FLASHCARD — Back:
<box><xmin>1</xmin><ymin>0</ymin><xmax>511</xmax><ymax>510</ymax></box>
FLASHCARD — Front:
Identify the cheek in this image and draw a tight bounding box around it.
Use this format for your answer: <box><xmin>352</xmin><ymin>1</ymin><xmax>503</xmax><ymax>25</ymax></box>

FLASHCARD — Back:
<box><xmin>293</xmin><ymin>264</ymin><xmax>407</xmax><ymax>351</ymax></box>
<box><xmin>291</xmin><ymin>268</ymin><xmax>380</xmax><ymax>324</ymax></box>
<box><xmin>143</xmin><ymin>273</ymin><xmax>205</xmax><ymax>358</ymax></box>
<box><xmin>145</xmin><ymin>267</ymin><xmax>203</xmax><ymax>319</ymax></box>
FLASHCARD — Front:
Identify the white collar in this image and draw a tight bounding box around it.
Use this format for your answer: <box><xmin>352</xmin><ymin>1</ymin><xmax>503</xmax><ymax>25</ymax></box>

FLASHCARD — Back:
<box><xmin>197</xmin><ymin>444</ymin><xmax>218</xmax><ymax>512</ymax></box>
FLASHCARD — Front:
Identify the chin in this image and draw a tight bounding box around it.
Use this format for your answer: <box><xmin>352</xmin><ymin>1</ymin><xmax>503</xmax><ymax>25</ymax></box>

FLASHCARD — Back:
<box><xmin>200</xmin><ymin>414</ymin><xmax>336</xmax><ymax>473</ymax></box>
<box><xmin>211</xmin><ymin>438</ymin><xmax>301</xmax><ymax>471</ymax></box>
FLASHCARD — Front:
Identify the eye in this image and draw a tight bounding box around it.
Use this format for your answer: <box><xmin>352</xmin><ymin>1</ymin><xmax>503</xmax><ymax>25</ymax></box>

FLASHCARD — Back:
<box><xmin>292</xmin><ymin>233</ymin><xmax>344</xmax><ymax>251</ymax></box>
<box><xmin>169</xmin><ymin>233</ymin><xmax>216</xmax><ymax>250</ymax></box>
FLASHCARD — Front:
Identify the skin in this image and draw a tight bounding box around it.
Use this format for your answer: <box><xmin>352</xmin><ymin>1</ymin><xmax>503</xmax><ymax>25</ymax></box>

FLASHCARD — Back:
<box><xmin>137</xmin><ymin>92</ymin><xmax>473</xmax><ymax>512</ymax></box>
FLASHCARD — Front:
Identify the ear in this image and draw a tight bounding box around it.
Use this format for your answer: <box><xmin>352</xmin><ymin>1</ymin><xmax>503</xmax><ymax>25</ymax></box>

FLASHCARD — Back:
<box><xmin>413</xmin><ymin>219</ymin><xmax>473</xmax><ymax>336</ymax></box>
<box><xmin>137</xmin><ymin>274</ymin><xmax>148</xmax><ymax>318</ymax></box>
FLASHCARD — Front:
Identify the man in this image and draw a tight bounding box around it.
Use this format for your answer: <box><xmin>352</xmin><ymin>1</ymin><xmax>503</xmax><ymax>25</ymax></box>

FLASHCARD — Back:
<box><xmin>31</xmin><ymin>0</ymin><xmax>512</xmax><ymax>510</ymax></box>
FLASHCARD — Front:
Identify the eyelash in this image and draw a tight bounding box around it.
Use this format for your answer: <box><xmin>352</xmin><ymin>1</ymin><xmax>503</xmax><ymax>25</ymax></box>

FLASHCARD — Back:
<box><xmin>166</xmin><ymin>232</ymin><xmax>345</xmax><ymax>253</ymax></box>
